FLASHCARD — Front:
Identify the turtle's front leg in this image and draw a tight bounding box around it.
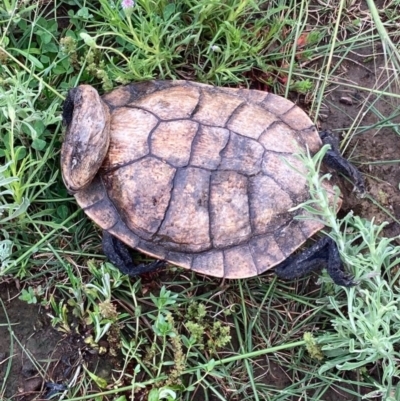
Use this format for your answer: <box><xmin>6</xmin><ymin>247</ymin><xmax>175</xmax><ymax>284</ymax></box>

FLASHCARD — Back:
<box><xmin>102</xmin><ymin>231</ymin><xmax>165</xmax><ymax>276</ymax></box>
<box><xmin>274</xmin><ymin>237</ymin><xmax>356</xmax><ymax>287</ymax></box>
<box><xmin>319</xmin><ymin>130</ymin><xmax>365</xmax><ymax>193</ymax></box>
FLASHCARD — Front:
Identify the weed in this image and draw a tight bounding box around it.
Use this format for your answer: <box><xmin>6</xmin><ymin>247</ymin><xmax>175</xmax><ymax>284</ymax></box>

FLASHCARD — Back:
<box><xmin>291</xmin><ymin>145</ymin><xmax>400</xmax><ymax>400</ymax></box>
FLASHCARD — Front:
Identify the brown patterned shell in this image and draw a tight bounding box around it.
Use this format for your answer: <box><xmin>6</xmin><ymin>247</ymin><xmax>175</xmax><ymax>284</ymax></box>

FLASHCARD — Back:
<box><xmin>74</xmin><ymin>80</ymin><xmax>340</xmax><ymax>279</ymax></box>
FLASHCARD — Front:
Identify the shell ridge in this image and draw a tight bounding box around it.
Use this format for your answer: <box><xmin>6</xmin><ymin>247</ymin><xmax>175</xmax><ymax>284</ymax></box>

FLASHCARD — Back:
<box><xmin>224</xmin><ymin>102</ymin><xmax>247</xmax><ymax>130</ymax></box>
<box><xmin>207</xmin><ymin>168</ymin><xmax>213</xmax><ymax>248</ymax></box>
<box><xmin>215</xmin><ymin>131</ymin><xmax>231</xmax><ymax>170</ymax></box>
<box><xmin>101</xmin><ymin>154</ymin><xmax>149</xmax><ymax>174</ymax></box>
<box><xmin>154</xmin><ymin>166</ymin><xmax>212</xmax><ymax>252</ymax></box>
<box><xmin>210</xmin><ymin>170</ymin><xmax>252</xmax><ymax>249</ymax></box>
<box><xmin>247</xmin><ymin>172</ymin><xmax>257</xmax><ymax>235</ymax></box>
<box><xmin>148</xmin><ymin>120</ymin><xmax>161</xmax><ymax>155</ymax></box>
<box><xmin>273</xmin><ymin>219</ymin><xmax>307</xmax><ymax>258</ymax></box>
<box><xmin>82</xmin><ymin>176</ymin><xmax>122</xmax><ymax>230</ymax></box>
<box><xmin>189</xmin><ymin>89</ymin><xmax>204</xmax><ymax>118</ymax></box>
<box><xmin>187</xmin><ymin>123</ymin><xmax>203</xmax><ymax>167</ymax></box>
<box><xmin>257</xmin><ymin>164</ymin><xmax>297</xmax><ymax>200</ymax></box>
<box><xmin>277</xmin><ymin>102</ymin><xmax>297</xmax><ymax>116</ymax></box>
<box><xmin>222</xmin><ymin>250</ymin><xmax>227</xmax><ymax>278</ymax></box>
<box><xmin>123</xmin><ymin>104</ymin><xmax>161</xmax><ymax>121</ymax></box>
<box><xmin>152</xmin><ymin>167</ymin><xmax>179</xmax><ymax>240</ymax></box>
<box><xmin>247</xmin><ymin>240</ymin><xmax>262</xmax><ymax>275</ymax></box>
<box><xmin>150</xmin><ymin>154</ymin><xmax>189</xmax><ymax>169</ymax></box>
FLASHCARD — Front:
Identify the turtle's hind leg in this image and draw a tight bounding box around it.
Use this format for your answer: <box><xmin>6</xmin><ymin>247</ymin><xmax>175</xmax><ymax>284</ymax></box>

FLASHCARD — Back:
<box><xmin>102</xmin><ymin>231</ymin><xmax>165</xmax><ymax>276</ymax></box>
<box><xmin>274</xmin><ymin>237</ymin><xmax>356</xmax><ymax>287</ymax></box>
<box><xmin>319</xmin><ymin>130</ymin><xmax>365</xmax><ymax>193</ymax></box>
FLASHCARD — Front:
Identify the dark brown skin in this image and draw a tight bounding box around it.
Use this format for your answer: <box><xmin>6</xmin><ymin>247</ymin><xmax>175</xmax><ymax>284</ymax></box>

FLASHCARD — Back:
<box><xmin>61</xmin><ymin>80</ymin><xmax>363</xmax><ymax>285</ymax></box>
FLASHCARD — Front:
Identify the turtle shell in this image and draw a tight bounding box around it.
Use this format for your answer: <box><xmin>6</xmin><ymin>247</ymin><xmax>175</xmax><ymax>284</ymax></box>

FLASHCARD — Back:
<box><xmin>70</xmin><ymin>80</ymin><xmax>340</xmax><ymax>279</ymax></box>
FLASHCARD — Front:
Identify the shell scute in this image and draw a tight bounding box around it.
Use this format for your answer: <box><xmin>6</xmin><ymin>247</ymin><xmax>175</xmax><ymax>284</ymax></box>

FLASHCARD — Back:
<box><xmin>104</xmin><ymin>107</ymin><xmax>156</xmax><ymax>168</ymax></box>
<box><xmin>150</xmin><ymin>120</ymin><xmax>198</xmax><ymax>167</ymax></box>
<box><xmin>105</xmin><ymin>157</ymin><xmax>175</xmax><ymax>240</ymax></box>
<box><xmin>298</xmin><ymin>126</ymin><xmax>322</xmax><ymax>153</ymax></box>
<box><xmin>261</xmin><ymin>153</ymin><xmax>308</xmax><ymax>197</ymax></box>
<box><xmin>227</xmin><ymin>103</ymin><xmax>277</xmax><ymax>140</ymax></box>
<box><xmin>75</xmin><ymin>177</ymin><xmax>120</xmax><ymax>231</ymax></box>
<box><xmin>166</xmin><ymin>251</ymin><xmax>193</xmax><ymax>270</ymax></box>
<box><xmin>190</xmin><ymin>126</ymin><xmax>230</xmax><ymax>169</ymax></box>
<box><xmin>259</xmin><ymin>122</ymin><xmax>304</xmax><ymax>154</ymax></box>
<box><xmin>131</xmin><ymin>85</ymin><xmax>200</xmax><ymax>120</ymax></box>
<box><xmin>83</xmin><ymin>198</ymin><xmax>119</xmax><ymax>230</ymax></box>
<box><xmin>192</xmin><ymin>250</ymin><xmax>224</xmax><ymax>277</ymax></box>
<box><xmin>274</xmin><ymin>220</ymin><xmax>307</xmax><ymax>258</ymax></box>
<box><xmin>224</xmin><ymin>245</ymin><xmax>258</xmax><ymax>279</ymax></box>
<box><xmin>248</xmin><ymin>175</ymin><xmax>293</xmax><ymax>235</ymax></box>
<box><xmin>260</xmin><ymin>93</ymin><xmax>295</xmax><ymax>115</ymax></box>
<box><xmin>109</xmin><ymin>220</ymin><xmax>140</xmax><ymax>249</ymax></box>
<box><xmin>102</xmin><ymin>86</ymin><xmax>132</xmax><ymax>107</ymax></box>
<box><xmin>192</xmin><ymin>89</ymin><xmax>243</xmax><ymax>126</ymax></box>
<box><xmin>219</xmin><ymin>132</ymin><xmax>264</xmax><ymax>176</ymax></box>
<box><xmin>137</xmin><ymin>237</ymin><xmax>167</xmax><ymax>260</ymax></box>
<box><xmin>210</xmin><ymin>171</ymin><xmax>251</xmax><ymax>248</ymax></box>
<box><xmin>157</xmin><ymin>167</ymin><xmax>212</xmax><ymax>252</ymax></box>
<box><xmin>249</xmin><ymin>234</ymin><xmax>286</xmax><ymax>273</ymax></box>
<box><xmin>75</xmin><ymin>175</ymin><xmax>105</xmax><ymax>208</ymax></box>
<box><xmin>224</xmin><ymin>87</ymin><xmax>269</xmax><ymax>103</ymax></box>
<box><xmin>280</xmin><ymin>105</ymin><xmax>315</xmax><ymax>131</ymax></box>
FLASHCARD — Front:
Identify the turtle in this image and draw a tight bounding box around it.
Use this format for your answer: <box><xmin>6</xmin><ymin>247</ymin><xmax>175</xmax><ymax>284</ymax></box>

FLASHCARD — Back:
<box><xmin>61</xmin><ymin>80</ymin><xmax>364</xmax><ymax>286</ymax></box>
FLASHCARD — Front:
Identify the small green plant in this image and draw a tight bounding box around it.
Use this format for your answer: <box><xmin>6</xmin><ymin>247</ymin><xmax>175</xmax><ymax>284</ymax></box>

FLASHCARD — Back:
<box><xmin>50</xmin><ymin>262</ymin><xmax>130</xmax><ymax>345</ymax></box>
<box><xmin>148</xmin><ymin>387</ymin><xmax>178</xmax><ymax>401</ymax></box>
<box><xmin>0</xmin><ymin>161</ymin><xmax>29</xmax><ymax>274</ymax></box>
<box><xmin>18</xmin><ymin>286</ymin><xmax>44</xmax><ymax>304</ymax></box>
<box><xmin>185</xmin><ymin>302</ymin><xmax>231</xmax><ymax>353</ymax></box>
<box><xmin>290</xmin><ymin>145</ymin><xmax>400</xmax><ymax>401</ymax></box>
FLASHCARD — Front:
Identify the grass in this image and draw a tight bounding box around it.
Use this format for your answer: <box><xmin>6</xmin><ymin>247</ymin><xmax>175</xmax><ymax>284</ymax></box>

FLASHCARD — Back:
<box><xmin>1</xmin><ymin>0</ymin><xmax>400</xmax><ymax>400</ymax></box>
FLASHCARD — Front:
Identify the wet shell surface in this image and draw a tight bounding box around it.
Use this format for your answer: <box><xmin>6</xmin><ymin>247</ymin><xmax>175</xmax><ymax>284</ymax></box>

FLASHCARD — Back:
<box><xmin>69</xmin><ymin>80</ymin><xmax>339</xmax><ymax>279</ymax></box>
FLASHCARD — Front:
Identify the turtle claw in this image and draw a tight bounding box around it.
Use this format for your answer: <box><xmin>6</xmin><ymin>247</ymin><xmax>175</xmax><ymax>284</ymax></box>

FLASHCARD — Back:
<box><xmin>130</xmin><ymin>259</ymin><xmax>166</xmax><ymax>276</ymax></box>
<box><xmin>275</xmin><ymin>237</ymin><xmax>357</xmax><ymax>287</ymax></box>
<box><xmin>327</xmin><ymin>267</ymin><xmax>357</xmax><ymax>287</ymax></box>
<box><xmin>102</xmin><ymin>231</ymin><xmax>166</xmax><ymax>277</ymax></box>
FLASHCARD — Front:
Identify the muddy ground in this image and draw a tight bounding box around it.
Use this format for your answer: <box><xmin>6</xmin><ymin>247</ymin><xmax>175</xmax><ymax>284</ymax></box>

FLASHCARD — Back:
<box><xmin>1</xmin><ymin>38</ymin><xmax>400</xmax><ymax>401</ymax></box>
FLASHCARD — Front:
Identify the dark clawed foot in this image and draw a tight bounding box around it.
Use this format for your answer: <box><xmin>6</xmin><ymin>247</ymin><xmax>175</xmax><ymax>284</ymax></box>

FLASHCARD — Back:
<box><xmin>102</xmin><ymin>230</ymin><xmax>166</xmax><ymax>277</ymax></box>
<box><xmin>154</xmin><ymin>260</ymin><xmax>167</xmax><ymax>269</ymax></box>
<box><xmin>319</xmin><ymin>130</ymin><xmax>366</xmax><ymax>195</ymax></box>
<box><xmin>132</xmin><ymin>259</ymin><xmax>166</xmax><ymax>276</ymax></box>
<box><xmin>275</xmin><ymin>237</ymin><xmax>357</xmax><ymax>287</ymax></box>
<box><xmin>327</xmin><ymin>268</ymin><xmax>357</xmax><ymax>287</ymax></box>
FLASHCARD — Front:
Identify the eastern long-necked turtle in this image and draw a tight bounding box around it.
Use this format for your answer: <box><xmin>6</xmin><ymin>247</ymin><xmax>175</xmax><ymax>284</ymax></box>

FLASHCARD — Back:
<box><xmin>61</xmin><ymin>80</ymin><xmax>364</xmax><ymax>286</ymax></box>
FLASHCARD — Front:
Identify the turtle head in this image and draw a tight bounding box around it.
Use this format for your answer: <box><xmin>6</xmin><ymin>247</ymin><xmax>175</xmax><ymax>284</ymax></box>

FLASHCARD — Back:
<box><xmin>61</xmin><ymin>85</ymin><xmax>111</xmax><ymax>194</ymax></box>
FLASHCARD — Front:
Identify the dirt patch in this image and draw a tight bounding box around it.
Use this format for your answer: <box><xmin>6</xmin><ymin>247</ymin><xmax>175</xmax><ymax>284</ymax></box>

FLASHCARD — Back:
<box><xmin>0</xmin><ymin>283</ymin><xmax>62</xmax><ymax>400</ymax></box>
<box><xmin>0</xmin><ymin>283</ymin><xmax>115</xmax><ymax>401</ymax></box>
<box><xmin>317</xmin><ymin>46</ymin><xmax>400</xmax><ymax>232</ymax></box>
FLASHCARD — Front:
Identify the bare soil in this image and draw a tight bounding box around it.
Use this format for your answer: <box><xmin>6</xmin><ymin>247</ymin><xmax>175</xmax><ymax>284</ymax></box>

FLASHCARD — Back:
<box><xmin>0</xmin><ymin>284</ymin><xmax>114</xmax><ymax>400</ymax></box>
